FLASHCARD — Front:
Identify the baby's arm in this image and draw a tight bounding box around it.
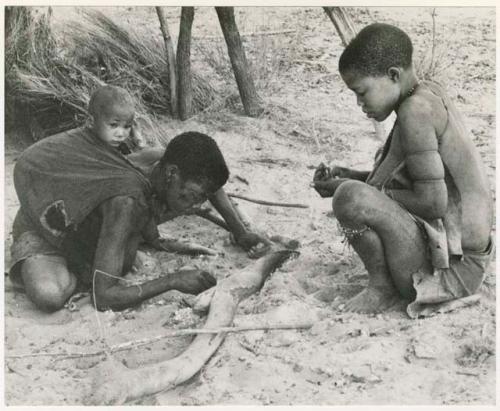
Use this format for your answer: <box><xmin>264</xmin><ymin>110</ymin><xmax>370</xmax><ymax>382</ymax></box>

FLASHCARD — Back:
<box><xmin>388</xmin><ymin>98</ymin><xmax>447</xmax><ymax>219</ymax></box>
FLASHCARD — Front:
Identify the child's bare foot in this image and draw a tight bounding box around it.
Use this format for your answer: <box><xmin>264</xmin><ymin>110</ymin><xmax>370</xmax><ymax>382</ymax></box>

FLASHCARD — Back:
<box><xmin>342</xmin><ymin>286</ymin><xmax>399</xmax><ymax>313</ymax></box>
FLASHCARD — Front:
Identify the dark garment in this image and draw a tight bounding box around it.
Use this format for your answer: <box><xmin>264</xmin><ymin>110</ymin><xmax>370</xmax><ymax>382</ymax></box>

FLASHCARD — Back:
<box><xmin>9</xmin><ymin>133</ymin><xmax>163</xmax><ymax>286</ymax></box>
<box><xmin>13</xmin><ymin>127</ymin><xmax>152</xmax><ymax>249</ymax></box>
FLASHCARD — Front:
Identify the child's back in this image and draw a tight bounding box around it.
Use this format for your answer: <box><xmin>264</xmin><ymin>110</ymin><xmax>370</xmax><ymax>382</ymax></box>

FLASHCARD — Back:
<box><xmin>418</xmin><ymin>81</ymin><xmax>492</xmax><ymax>249</ymax></box>
<box><xmin>370</xmin><ymin>80</ymin><xmax>493</xmax><ymax>252</ymax></box>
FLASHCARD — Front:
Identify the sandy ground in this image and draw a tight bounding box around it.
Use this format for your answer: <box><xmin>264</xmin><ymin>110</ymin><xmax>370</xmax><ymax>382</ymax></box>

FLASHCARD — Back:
<box><xmin>3</xmin><ymin>7</ymin><xmax>496</xmax><ymax>405</ymax></box>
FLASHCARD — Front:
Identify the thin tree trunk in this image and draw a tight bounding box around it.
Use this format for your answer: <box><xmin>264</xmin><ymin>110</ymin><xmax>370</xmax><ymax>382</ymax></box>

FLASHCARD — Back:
<box><xmin>323</xmin><ymin>7</ymin><xmax>386</xmax><ymax>141</ymax></box>
<box><xmin>177</xmin><ymin>7</ymin><xmax>194</xmax><ymax>120</ymax></box>
<box><xmin>323</xmin><ymin>7</ymin><xmax>357</xmax><ymax>46</ymax></box>
<box><xmin>215</xmin><ymin>7</ymin><xmax>263</xmax><ymax>117</ymax></box>
<box><xmin>155</xmin><ymin>6</ymin><xmax>178</xmax><ymax>118</ymax></box>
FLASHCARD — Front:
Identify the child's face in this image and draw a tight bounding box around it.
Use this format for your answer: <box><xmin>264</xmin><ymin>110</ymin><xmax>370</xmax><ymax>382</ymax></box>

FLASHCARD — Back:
<box><xmin>341</xmin><ymin>70</ymin><xmax>400</xmax><ymax>122</ymax></box>
<box><xmin>93</xmin><ymin>104</ymin><xmax>135</xmax><ymax>148</ymax></box>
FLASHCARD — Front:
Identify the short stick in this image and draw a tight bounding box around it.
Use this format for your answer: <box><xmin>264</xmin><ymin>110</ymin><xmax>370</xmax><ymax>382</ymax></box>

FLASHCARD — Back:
<box><xmin>228</xmin><ymin>193</ymin><xmax>309</xmax><ymax>209</ymax></box>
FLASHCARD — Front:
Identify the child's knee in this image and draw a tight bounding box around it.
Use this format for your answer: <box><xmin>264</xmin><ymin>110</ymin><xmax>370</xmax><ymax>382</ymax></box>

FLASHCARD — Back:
<box><xmin>332</xmin><ymin>180</ymin><xmax>371</xmax><ymax>222</ymax></box>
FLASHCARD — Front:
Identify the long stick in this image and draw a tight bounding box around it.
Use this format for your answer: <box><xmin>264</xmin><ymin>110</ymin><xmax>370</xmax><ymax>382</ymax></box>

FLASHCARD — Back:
<box><xmin>228</xmin><ymin>193</ymin><xmax>309</xmax><ymax>209</ymax></box>
<box><xmin>155</xmin><ymin>6</ymin><xmax>178</xmax><ymax>118</ymax></box>
<box><xmin>323</xmin><ymin>6</ymin><xmax>357</xmax><ymax>47</ymax></box>
<box><xmin>6</xmin><ymin>322</ymin><xmax>312</xmax><ymax>360</ymax></box>
<box><xmin>323</xmin><ymin>6</ymin><xmax>386</xmax><ymax>141</ymax></box>
<box><xmin>177</xmin><ymin>7</ymin><xmax>194</xmax><ymax>120</ymax></box>
<box><xmin>194</xmin><ymin>29</ymin><xmax>296</xmax><ymax>40</ymax></box>
<box><xmin>216</xmin><ymin>7</ymin><xmax>263</xmax><ymax>117</ymax></box>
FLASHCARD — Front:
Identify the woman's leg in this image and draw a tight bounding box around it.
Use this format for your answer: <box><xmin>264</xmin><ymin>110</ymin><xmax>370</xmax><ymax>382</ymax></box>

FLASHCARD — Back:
<box><xmin>19</xmin><ymin>254</ymin><xmax>77</xmax><ymax>312</ymax></box>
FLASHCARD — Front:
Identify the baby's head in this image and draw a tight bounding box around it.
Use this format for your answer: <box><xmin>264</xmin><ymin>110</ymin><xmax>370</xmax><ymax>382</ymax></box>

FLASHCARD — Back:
<box><xmin>339</xmin><ymin>23</ymin><xmax>414</xmax><ymax>121</ymax></box>
<box><xmin>88</xmin><ymin>85</ymin><xmax>135</xmax><ymax>148</ymax></box>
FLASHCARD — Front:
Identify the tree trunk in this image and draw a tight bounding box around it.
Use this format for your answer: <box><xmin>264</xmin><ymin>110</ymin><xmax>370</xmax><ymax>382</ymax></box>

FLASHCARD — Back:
<box><xmin>323</xmin><ymin>7</ymin><xmax>386</xmax><ymax>141</ymax></box>
<box><xmin>215</xmin><ymin>7</ymin><xmax>263</xmax><ymax>117</ymax></box>
<box><xmin>323</xmin><ymin>7</ymin><xmax>357</xmax><ymax>46</ymax></box>
<box><xmin>176</xmin><ymin>7</ymin><xmax>194</xmax><ymax>120</ymax></box>
<box><xmin>155</xmin><ymin>6</ymin><xmax>178</xmax><ymax>118</ymax></box>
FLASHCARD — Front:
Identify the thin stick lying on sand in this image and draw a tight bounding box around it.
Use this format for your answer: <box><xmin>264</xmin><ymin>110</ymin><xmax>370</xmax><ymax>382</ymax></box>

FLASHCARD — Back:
<box><xmin>194</xmin><ymin>29</ymin><xmax>296</xmax><ymax>40</ymax></box>
<box><xmin>6</xmin><ymin>322</ymin><xmax>312</xmax><ymax>360</ymax></box>
<box><xmin>228</xmin><ymin>193</ymin><xmax>309</xmax><ymax>209</ymax></box>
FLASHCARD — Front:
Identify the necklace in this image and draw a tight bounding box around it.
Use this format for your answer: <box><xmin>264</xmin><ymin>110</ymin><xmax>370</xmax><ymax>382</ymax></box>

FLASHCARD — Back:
<box><xmin>406</xmin><ymin>82</ymin><xmax>419</xmax><ymax>97</ymax></box>
<box><xmin>395</xmin><ymin>82</ymin><xmax>419</xmax><ymax>112</ymax></box>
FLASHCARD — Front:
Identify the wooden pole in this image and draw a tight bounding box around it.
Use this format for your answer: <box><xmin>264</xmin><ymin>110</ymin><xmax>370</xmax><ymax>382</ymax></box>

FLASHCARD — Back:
<box><xmin>323</xmin><ymin>7</ymin><xmax>357</xmax><ymax>47</ymax></box>
<box><xmin>323</xmin><ymin>7</ymin><xmax>386</xmax><ymax>141</ymax></box>
<box><xmin>215</xmin><ymin>7</ymin><xmax>263</xmax><ymax>117</ymax></box>
<box><xmin>155</xmin><ymin>7</ymin><xmax>178</xmax><ymax>118</ymax></box>
<box><xmin>176</xmin><ymin>7</ymin><xmax>194</xmax><ymax>120</ymax></box>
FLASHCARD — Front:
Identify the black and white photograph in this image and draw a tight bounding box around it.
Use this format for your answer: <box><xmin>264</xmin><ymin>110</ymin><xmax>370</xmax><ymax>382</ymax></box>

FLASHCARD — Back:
<box><xmin>2</xmin><ymin>4</ymin><xmax>496</xmax><ymax>406</ymax></box>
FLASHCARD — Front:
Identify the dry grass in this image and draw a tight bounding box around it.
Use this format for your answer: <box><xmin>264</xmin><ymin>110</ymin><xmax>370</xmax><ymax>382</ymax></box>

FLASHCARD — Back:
<box><xmin>6</xmin><ymin>6</ymin><xmax>295</xmax><ymax>142</ymax></box>
<box><xmin>414</xmin><ymin>8</ymin><xmax>450</xmax><ymax>82</ymax></box>
<box><xmin>5</xmin><ymin>7</ymin><xmax>217</xmax><ymax>143</ymax></box>
<box><xmin>192</xmin><ymin>26</ymin><xmax>293</xmax><ymax>116</ymax></box>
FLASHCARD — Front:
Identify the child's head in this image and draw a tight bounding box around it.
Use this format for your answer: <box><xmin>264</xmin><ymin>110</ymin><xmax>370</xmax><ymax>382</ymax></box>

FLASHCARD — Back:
<box><xmin>88</xmin><ymin>85</ymin><xmax>135</xmax><ymax>147</ymax></box>
<box><xmin>158</xmin><ymin>132</ymin><xmax>229</xmax><ymax>213</ymax></box>
<box><xmin>339</xmin><ymin>23</ymin><xmax>414</xmax><ymax>121</ymax></box>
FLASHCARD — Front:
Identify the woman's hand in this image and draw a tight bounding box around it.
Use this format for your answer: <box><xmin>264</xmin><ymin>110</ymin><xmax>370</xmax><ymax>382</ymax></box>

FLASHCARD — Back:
<box><xmin>234</xmin><ymin>231</ymin><xmax>272</xmax><ymax>258</ymax></box>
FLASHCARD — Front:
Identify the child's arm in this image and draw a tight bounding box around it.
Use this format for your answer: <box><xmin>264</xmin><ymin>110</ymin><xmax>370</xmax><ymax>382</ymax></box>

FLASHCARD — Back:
<box><xmin>387</xmin><ymin>99</ymin><xmax>448</xmax><ymax>220</ymax></box>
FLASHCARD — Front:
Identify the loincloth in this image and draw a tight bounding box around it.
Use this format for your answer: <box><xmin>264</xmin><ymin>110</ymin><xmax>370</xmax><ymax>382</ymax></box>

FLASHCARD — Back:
<box><xmin>9</xmin><ymin>208</ymin><xmax>94</xmax><ymax>288</ymax></box>
<box><xmin>407</xmin><ymin>235</ymin><xmax>494</xmax><ymax>318</ymax></box>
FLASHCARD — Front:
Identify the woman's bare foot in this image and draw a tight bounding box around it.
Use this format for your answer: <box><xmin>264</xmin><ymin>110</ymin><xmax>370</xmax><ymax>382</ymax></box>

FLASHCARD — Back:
<box><xmin>342</xmin><ymin>286</ymin><xmax>399</xmax><ymax>313</ymax></box>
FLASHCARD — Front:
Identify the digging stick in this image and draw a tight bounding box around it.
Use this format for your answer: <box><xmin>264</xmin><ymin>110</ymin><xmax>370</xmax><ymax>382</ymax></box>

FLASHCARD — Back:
<box><xmin>155</xmin><ymin>7</ymin><xmax>178</xmax><ymax>118</ymax></box>
<box><xmin>323</xmin><ymin>7</ymin><xmax>386</xmax><ymax>140</ymax></box>
<box><xmin>177</xmin><ymin>7</ymin><xmax>194</xmax><ymax>120</ymax></box>
<box><xmin>215</xmin><ymin>7</ymin><xmax>263</xmax><ymax>117</ymax></box>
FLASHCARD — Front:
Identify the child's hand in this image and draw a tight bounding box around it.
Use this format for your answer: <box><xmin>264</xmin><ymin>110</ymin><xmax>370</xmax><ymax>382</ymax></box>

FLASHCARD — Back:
<box><xmin>329</xmin><ymin>166</ymin><xmax>353</xmax><ymax>179</ymax></box>
<box><xmin>312</xmin><ymin>163</ymin><xmax>353</xmax><ymax>197</ymax></box>
<box><xmin>312</xmin><ymin>178</ymin><xmax>348</xmax><ymax>198</ymax></box>
<box><xmin>313</xmin><ymin>163</ymin><xmax>331</xmax><ymax>182</ymax></box>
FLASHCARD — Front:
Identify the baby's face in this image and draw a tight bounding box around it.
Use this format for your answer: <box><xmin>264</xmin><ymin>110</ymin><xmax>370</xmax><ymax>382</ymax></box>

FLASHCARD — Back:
<box><xmin>93</xmin><ymin>104</ymin><xmax>135</xmax><ymax>148</ymax></box>
<box><xmin>341</xmin><ymin>70</ymin><xmax>400</xmax><ymax>122</ymax></box>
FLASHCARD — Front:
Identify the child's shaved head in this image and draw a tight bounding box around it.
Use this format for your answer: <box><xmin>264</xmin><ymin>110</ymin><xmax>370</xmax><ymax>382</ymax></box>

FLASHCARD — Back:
<box><xmin>339</xmin><ymin>23</ymin><xmax>413</xmax><ymax>77</ymax></box>
<box><xmin>88</xmin><ymin>85</ymin><xmax>135</xmax><ymax>118</ymax></box>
